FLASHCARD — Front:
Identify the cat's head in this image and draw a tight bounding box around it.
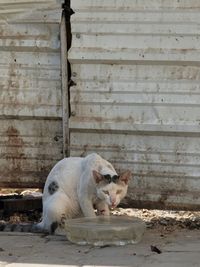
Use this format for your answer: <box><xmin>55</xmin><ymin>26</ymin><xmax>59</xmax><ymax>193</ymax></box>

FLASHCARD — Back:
<box><xmin>93</xmin><ymin>169</ymin><xmax>132</xmax><ymax>209</ymax></box>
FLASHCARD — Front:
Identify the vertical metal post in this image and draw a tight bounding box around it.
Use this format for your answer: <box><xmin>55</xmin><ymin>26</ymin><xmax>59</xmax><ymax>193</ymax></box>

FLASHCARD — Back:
<box><xmin>60</xmin><ymin>11</ymin><xmax>69</xmax><ymax>157</ymax></box>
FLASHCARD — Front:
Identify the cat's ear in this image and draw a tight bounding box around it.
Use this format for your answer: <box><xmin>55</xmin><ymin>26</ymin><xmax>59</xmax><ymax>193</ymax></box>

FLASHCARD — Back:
<box><xmin>92</xmin><ymin>170</ymin><xmax>104</xmax><ymax>184</ymax></box>
<box><xmin>119</xmin><ymin>170</ymin><xmax>132</xmax><ymax>185</ymax></box>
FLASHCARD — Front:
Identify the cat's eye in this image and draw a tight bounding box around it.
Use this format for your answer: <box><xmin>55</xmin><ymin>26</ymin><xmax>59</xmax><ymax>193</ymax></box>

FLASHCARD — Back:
<box><xmin>103</xmin><ymin>190</ymin><xmax>109</xmax><ymax>195</ymax></box>
<box><xmin>117</xmin><ymin>190</ymin><xmax>122</xmax><ymax>194</ymax></box>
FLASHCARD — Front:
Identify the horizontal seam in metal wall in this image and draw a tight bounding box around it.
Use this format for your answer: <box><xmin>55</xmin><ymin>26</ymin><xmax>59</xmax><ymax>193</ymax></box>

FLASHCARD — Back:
<box><xmin>69</xmin><ymin>128</ymin><xmax>200</xmax><ymax>137</ymax></box>
<box><xmin>0</xmin><ymin>116</ymin><xmax>62</xmax><ymax>120</ymax></box>
<box><xmin>70</xmin><ymin>101</ymin><xmax>200</xmax><ymax>107</ymax></box>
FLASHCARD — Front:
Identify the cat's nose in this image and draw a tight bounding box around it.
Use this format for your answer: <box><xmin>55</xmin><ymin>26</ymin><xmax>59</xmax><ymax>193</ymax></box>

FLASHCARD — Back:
<box><xmin>110</xmin><ymin>196</ymin><xmax>116</xmax><ymax>207</ymax></box>
<box><xmin>111</xmin><ymin>200</ymin><xmax>116</xmax><ymax>206</ymax></box>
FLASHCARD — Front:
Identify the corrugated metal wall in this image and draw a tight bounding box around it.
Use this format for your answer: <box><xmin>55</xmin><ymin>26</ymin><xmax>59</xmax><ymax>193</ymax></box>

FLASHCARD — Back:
<box><xmin>69</xmin><ymin>0</ymin><xmax>200</xmax><ymax>209</ymax></box>
<box><xmin>0</xmin><ymin>0</ymin><xmax>63</xmax><ymax>187</ymax></box>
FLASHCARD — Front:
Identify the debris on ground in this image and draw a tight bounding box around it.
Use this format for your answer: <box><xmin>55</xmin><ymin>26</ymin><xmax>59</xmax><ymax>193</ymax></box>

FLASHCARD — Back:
<box><xmin>112</xmin><ymin>208</ymin><xmax>200</xmax><ymax>231</ymax></box>
<box><xmin>0</xmin><ymin>188</ymin><xmax>42</xmax><ymax>198</ymax></box>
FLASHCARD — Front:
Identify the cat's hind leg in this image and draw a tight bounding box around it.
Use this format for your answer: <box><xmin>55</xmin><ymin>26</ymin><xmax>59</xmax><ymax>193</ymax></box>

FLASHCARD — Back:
<box><xmin>36</xmin><ymin>192</ymin><xmax>75</xmax><ymax>233</ymax></box>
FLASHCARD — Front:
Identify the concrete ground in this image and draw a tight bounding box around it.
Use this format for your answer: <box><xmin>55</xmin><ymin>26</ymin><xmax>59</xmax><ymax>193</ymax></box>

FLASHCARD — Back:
<box><xmin>0</xmin><ymin>229</ymin><xmax>199</xmax><ymax>267</ymax></box>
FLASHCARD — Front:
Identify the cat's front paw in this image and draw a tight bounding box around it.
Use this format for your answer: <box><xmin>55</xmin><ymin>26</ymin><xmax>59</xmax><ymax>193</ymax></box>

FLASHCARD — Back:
<box><xmin>97</xmin><ymin>209</ymin><xmax>110</xmax><ymax>216</ymax></box>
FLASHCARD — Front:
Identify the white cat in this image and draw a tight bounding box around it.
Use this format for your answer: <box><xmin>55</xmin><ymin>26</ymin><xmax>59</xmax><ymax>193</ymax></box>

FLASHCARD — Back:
<box><xmin>36</xmin><ymin>153</ymin><xmax>131</xmax><ymax>233</ymax></box>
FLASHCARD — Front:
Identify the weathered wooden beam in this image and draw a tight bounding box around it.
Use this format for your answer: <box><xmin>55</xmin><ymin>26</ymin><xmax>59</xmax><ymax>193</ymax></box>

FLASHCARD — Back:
<box><xmin>1</xmin><ymin>197</ymin><xmax>42</xmax><ymax>212</ymax></box>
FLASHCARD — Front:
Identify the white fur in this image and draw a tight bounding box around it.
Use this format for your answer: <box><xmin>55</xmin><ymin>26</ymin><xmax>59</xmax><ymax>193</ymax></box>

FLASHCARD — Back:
<box><xmin>37</xmin><ymin>153</ymin><xmax>130</xmax><ymax>232</ymax></box>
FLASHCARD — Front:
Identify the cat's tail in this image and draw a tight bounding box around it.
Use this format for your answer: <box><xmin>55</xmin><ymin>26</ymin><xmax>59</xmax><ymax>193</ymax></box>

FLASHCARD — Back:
<box><xmin>0</xmin><ymin>221</ymin><xmax>48</xmax><ymax>234</ymax></box>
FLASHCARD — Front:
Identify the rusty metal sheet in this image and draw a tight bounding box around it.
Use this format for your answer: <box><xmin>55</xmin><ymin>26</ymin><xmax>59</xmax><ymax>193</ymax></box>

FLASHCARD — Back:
<box><xmin>0</xmin><ymin>1</ymin><xmax>63</xmax><ymax>188</ymax></box>
<box><xmin>69</xmin><ymin>0</ymin><xmax>200</xmax><ymax>209</ymax></box>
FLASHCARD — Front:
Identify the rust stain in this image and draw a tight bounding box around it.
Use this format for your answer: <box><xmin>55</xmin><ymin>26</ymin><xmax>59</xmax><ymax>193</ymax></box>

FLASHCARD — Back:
<box><xmin>1</xmin><ymin>125</ymin><xmax>59</xmax><ymax>188</ymax></box>
<box><xmin>6</xmin><ymin>126</ymin><xmax>26</xmax><ymax>172</ymax></box>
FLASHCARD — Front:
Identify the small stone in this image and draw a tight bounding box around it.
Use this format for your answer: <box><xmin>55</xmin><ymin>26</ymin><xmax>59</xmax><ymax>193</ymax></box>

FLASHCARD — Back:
<box><xmin>160</xmin><ymin>219</ymin><xmax>168</xmax><ymax>226</ymax></box>
<box><xmin>146</xmin><ymin>222</ymin><xmax>153</xmax><ymax>228</ymax></box>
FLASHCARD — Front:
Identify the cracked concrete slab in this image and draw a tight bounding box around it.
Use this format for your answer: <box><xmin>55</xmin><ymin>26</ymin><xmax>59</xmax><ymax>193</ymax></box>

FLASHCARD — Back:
<box><xmin>0</xmin><ymin>229</ymin><xmax>199</xmax><ymax>267</ymax></box>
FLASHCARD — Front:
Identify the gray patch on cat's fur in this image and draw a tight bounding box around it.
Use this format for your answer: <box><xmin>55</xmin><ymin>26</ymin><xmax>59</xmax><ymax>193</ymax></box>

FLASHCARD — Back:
<box><xmin>48</xmin><ymin>181</ymin><xmax>59</xmax><ymax>195</ymax></box>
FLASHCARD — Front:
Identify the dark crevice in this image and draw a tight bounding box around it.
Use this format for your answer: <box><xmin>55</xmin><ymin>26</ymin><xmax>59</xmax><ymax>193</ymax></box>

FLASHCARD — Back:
<box><xmin>62</xmin><ymin>0</ymin><xmax>74</xmax><ymax>118</ymax></box>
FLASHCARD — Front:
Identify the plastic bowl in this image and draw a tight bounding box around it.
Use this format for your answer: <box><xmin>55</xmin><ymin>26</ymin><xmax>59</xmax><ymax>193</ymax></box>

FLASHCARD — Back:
<box><xmin>64</xmin><ymin>215</ymin><xmax>146</xmax><ymax>246</ymax></box>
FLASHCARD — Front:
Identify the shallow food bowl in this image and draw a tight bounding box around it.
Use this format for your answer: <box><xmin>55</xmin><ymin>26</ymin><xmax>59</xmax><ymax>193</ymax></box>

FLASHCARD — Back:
<box><xmin>64</xmin><ymin>216</ymin><xmax>146</xmax><ymax>246</ymax></box>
